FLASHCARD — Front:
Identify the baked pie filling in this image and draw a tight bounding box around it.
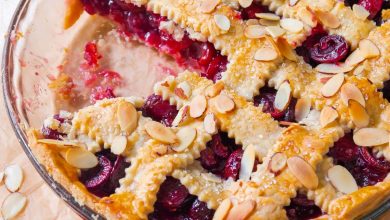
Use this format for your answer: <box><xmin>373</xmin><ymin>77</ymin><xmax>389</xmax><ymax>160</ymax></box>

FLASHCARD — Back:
<box><xmin>28</xmin><ymin>0</ymin><xmax>390</xmax><ymax>219</ymax></box>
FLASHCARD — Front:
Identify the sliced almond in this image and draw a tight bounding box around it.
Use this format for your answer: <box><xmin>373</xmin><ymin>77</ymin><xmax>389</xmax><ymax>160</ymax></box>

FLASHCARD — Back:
<box><xmin>37</xmin><ymin>139</ymin><xmax>81</xmax><ymax>148</ymax></box>
<box><xmin>359</xmin><ymin>39</ymin><xmax>380</xmax><ymax>59</ymax></box>
<box><xmin>345</xmin><ymin>49</ymin><xmax>366</xmax><ymax>67</ymax></box>
<box><xmin>1</xmin><ymin>192</ymin><xmax>27</xmax><ymax>219</ymax></box>
<box><xmin>214</xmin><ymin>14</ymin><xmax>231</xmax><ymax>31</ymax></box>
<box><xmin>200</xmin><ymin>0</ymin><xmax>220</xmax><ymax>13</ymax></box>
<box><xmin>65</xmin><ymin>148</ymin><xmax>98</xmax><ymax>169</ymax></box>
<box><xmin>353</xmin><ymin>128</ymin><xmax>389</xmax><ymax>146</ymax></box>
<box><xmin>265</xmin><ymin>26</ymin><xmax>286</xmax><ymax>38</ymax></box>
<box><xmin>353</xmin><ymin>4</ymin><xmax>370</xmax><ymax>20</ymax></box>
<box><xmin>172</xmin><ymin>127</ymin><xmax>197</xmax><ymax>152</ymax></box>
<box><xmin>145</xmin><ymin>121</ymin><xmax>178</xmax><ymax>144</ymax></box>
<box><xmin>315</xmin><ymin>10</ymin><xmax>340</xmax><ymax>29</ymax></box>
<box><xmin>226</xmin><ymin>200</ymin><xmax>256</xmax><ymax>220</ymax></box>
<box><xmin>204</xmin><ymin>113</ymin><xmax>218</xmax><ymax>134</ymax></box>
<box><xmin>340</xmin><ymin>83</ymin><xmax>365</xmax><ymax>107</ymax></box>
<box><xmin>205</xmin><ymin>81</ymin><xmax>224</xmax><ymax>98</ymax></box>
<box><xmin>117</xmin><ymin>101</ymin><xmax>138</xmax><ymax>134</ymax></box>
<box><xmin>349</xmin><ymin>100</ymin><xmax>369</xmax><ymax>128</ymax></box>
<box><xmin>268</xmin><ymin>152</ymin><xmax>287</xmax><ymax>174</ymax></box>
<box><xmin>259</xmin><ymin>19</ymin><xmax>280</xmax><ymax>27</ymax></box>
<box><xmin>238</xmin><ymin>0</ymin><xmax>253</xmax><ymax>8</ymax></box>
<box><xmin>274</xmin><ymin>81</ymin><xmax>292</xmax><ymax>112</ymax></box>
<box><xmin>298</xmin><ymin>7</ymin><xmax>316</xmax><ymax>27</ymax></box>
<box><xmin>4</xmin><ymin>165</ymin><xmax>23</xmax><ymax>192</ymax></box>
<box><xmin>280</xmin><ymin>18</ymin><xmax>304</xmax><ymax>33</ymax></box>
<box><xmin>190</xmin><ymin>95</ymin><xmax>207</xmax><ymax>118</ymax></box>
<box><xmin>111</xmin><ymin>135</ymin><xmax>127</xmax><ymax>155</ymax></box>
<box><xmin>320</xmin><ymin>106</ymin><xmax>339</xmax><ymax>128</ymax></box>
<box><xmin>213</xmin><ymin>199</ymin><xmax>232</xmax><ymax>220</ymax></box>
<box><xmin>289</xmin><ymin>0</ymin><xmax>300</xmax><ymax>6</ymax></box>
<box><xmin>328</xmin><ymin>165</ymin><xmax>358</xmax><ymax>194</ymax></box>
<box><xmin>277</xmin><ymin>38</ymin><xmax>297</xmax><ymax>62</ymax></box>
<box><xmin>239</xmin><ymin>145</ymin><xmax>256</xmax><ymax>181</ymax></box>
<box><xmin>176</xmin><ymin>81</ymin><xmax>192</xmax><ymax>99</ymax></box>
<box><xmin>244</xmin><ymin>25</ymin><xmax>266</xmax><ymax>39</ymax></box>
<box><xmin>255</xmin><ymin>13</ymin><xmax>280</xmax><ymax>21</ymax></box>
<box><xmin>254</xmin><ymin>47</ymin><xmax>279</xmax><ymax>61</ymax></box>
<box><xmin>315</xmin><ymin>63</ymin><xmax>352</xmax><ymax>74</ymax></box>
<box><xmin>321</xmin><ymin>73</ymin><xmax>344</xmax><ymax>97</ymax></box>
<box><xmin>287</xmin><ymin>156</ymin><xmax>318</xmax><ymax>190</ymax></box>
<box><xmin>174</xmin><ymin>88</ymin><xmax>187</xmax><ymax>99</ymax></box>
<box><xmin>295</xmin><ymin>98</ymin><xmax>311</xmax><ymax>122</ymax></box>
<box><xmin>172</xmin><ymin>105</ymin><xmax>190</xmax><ymax>127</ymax></box>
<box><xmin>214</xmin><ymin>94</ymin><xmax>235</xmax><ymax>113</ymax></box>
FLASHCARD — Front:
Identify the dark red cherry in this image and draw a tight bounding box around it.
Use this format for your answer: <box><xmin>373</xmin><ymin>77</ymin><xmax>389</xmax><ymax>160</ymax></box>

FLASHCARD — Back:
<box><xmin>107</xmin><ymin>156</ymin><xmax>130</xmax><ymax>192</ymax></box>
<box><xmin>222</xmin><ymin>149</ymin><xmax>243</xmax><ymax>180</ymax></box>
<box><xmin>285</xmin><ymin>193</ymin><xmax>323</xmax><ymax>220</ymax></box>
<box><xmin>359</xmin><ymin>147</ymin><xmax>390</xmax><ymax>172</ymax></box>
<box><xmin>156</xmin><ymin>177</ymin><xmax>193</xmax><ymax>212</ymax></box>
<box><xmin>80</xmin><ymin>155</ymin><xmax>113</xmax><ymax>197</ymax></box>
<box><xmin>358</xmin><ymin>0</ymin><xmax>383</xmax><ymax>19</ymax></box>
<box><xmin>309</xmin><ymin>35</ymin><xmax>349</xmax><ymax>64</ymax></box>
<box><xmin>240</xmin><ymin>2</ymin><xmax>269</xmax><ymax>19</ymax></box>
<box><xmin>41</xmin><ymin>127</ymin><xmax>65</xmax><ymax>140</ymax></box>
<box><xmin>188</xmin><ymin>199</ymin><xmax>214</xmax><ymax>220</ymax></box>
<box><xmin>141</xmin><ymin>94</ymin><xmax>179</xmax><ymax>127</ymax></box>
<box><xmin>327</xmin><ymin>134</ymin><xmax>359</xmax><ymax>162</ymax></box>
<box><xmin>200</xmin><ymin>148</ymin><xmax>219</xmax><ymax>169</ymax></box>
<box><xmin>209</xmin><ymin>134</ymin><xmax>230</xmax><ymax>159</ymax></box>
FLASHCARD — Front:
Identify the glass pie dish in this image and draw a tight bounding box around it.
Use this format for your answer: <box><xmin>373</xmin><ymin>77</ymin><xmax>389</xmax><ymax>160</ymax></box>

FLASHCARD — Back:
<box><xmin>2</xmin><ymin>0</ymin><xmax>390</xmax><ymax>219</ymax></box>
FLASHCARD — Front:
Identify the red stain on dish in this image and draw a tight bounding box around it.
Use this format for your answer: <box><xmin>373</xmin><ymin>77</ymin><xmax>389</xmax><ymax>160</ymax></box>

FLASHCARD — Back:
<box><xmin>80</xmin><ymin>0</ymin><xmax>228</xmax><ymax>82</ymax></box>
<box><xmin>157</xmin><ymin>64</ymin><xmax>178</xmax><ymax>77</ymax></box>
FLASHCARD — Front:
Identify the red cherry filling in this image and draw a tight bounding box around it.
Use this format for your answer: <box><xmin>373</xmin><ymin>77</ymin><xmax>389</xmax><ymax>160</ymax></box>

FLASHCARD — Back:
<box><xmin>222</xmin><ymin>148</ymin><xmax>244</xmax><ymax>180</ymax></box>
<box><xmin>327</xmin><ymin>134</ymin><xmax>390</xmax><ymax>187</ymax></box>
<box><xmin>253</xmin><ymin>87</ymin><xmax>297</xmax><ymax>122</ymax></box>
<box><xmin>381</xmin><ymin>80</ymin><xmax>390</xmax><ymax>102</ymax></box>
<box><xmin>309</xmin><ymin>35</ymin><xmax>349</xmax><ymax>64</ymax></box>
<box><xmin>285</xmin><ymin>193</ymin><xmax>323</xmax><ymax>220</ymax></box>
<box><xmin>80</xmin><ymin>151</ymin><xmax>130</xmax><ymax>197</ymax></box>
<box><xmin>239</xmin><ymin>2</ymin><xmax>270</xmax><ymax>20</ymax></box>
<box><xmin>296</xmin><ymin>25</ymin><xmax>328</xmax><ymax>65</ymax></box>
<box><xmin>81</xmin><ymin>0</ymin><xmax>227</xmax><ymax>82</ymax></box>
<box><xmin>358</xmin><ymin>0</ymin><xmax>384</xmax><ymax>19</ymax></box>
<box><xmin>141</xmin><ymin>94</ymin><xmax>179</xmax><ymax>127</ymax></box>
<box><xmin>150</xmin><ymin>177</ymin><xmax>214</xmax><ymax>220</ymax></box>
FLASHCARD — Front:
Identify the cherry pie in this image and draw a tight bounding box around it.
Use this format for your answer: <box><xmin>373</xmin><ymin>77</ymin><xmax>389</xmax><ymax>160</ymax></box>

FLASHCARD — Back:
<box><xmin>29</xmin><ymin>0</ymin><xmax>390</xmax><ymax>219</ymax></box>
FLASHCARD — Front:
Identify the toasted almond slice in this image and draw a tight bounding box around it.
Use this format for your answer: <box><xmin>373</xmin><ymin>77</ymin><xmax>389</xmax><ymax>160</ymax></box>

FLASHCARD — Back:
<box><xmin>65</xmin><ymin>148</ymin><xmax>98</xmax><ymax>169</ymax></box>
<box><xmin>340</xmin><ymin>83</ymin><xmax>365</xmax><ymax>107</ymax></box>
<box><xmin>239</xmin><ymin>145</ymin><xmax>256</xmax><ymax>181</ymax></box>
<box><xmin>111</xmin><ymin>135</ymin><xmax>127</xmax><ymax>155</ymax></box>
<box><xmin>1</xmin><ymin>192</ymin><xmax>27</xmax><ymax>219</ymax></box>
<box><xmin>289</xmin><ymin>0</ymin><xmax>300</xmax><ymax>6</ymax></box>
<box><xmin>320</xmin><ymin>106</ymin><xmax>339</xmax><ymax>128</ymax></box>
<box><xmin>190</xmin><ymin>95</ymin><xmax>207</xmax><ymax>118</ymax></box>
<box><xmin>315</xmin><ymin>10</ymin><xmax>340</xmax><ymax>29</ymax></box>
<box><xmin>328</xmin><ymin>165</ymin><xmax>358</xmax><ymax>194</ymax></box>
<box><xmin>353</xmin><ymin>4</ymin><xmax>370</xmax><ymax>20</ymax></box>
<box><xmin>172</xmin><ymin>127</ymin><xmax>197</xmax><ymax>152</ymax></box>
<box><xmin>206</xmin><ymin>81</ymin><xmax>225</xmax><ymax>98</ymax></box>
<box><xmin>268</xmin><ymin>152</ymin><xmax>287</xmax><ymax>174</ymax></box>
<box><xmin>214</xmin><ymin>14</ymin><xmax>231</xmax><ymax>31</ymax></box>
<box><xmin>321</xmin><ymin>73</ymin><xmax>344</xmax><ymax>97</ymax></box>
<box><xmin>274</xmin><ymin>81</ymin><xmax>292</xmax><ymax>111</ymax></box>
<box><xmin>359</xmin><ymin>39</ymin><xmax>380</xmax><ymax>59</ymax></box>
<box><xmin>353</xmin><ymin>128</ymin><xmax>389</xmax><ymax>146</ymax></box>
<box><xmin>349</xmin><ymin>100</ymin><xmax>369</xmax><ymax>128</ymax></box>
<box><xmin>345</xmin><ymin>49</ymin><xmax>366</xmax><ymax>67</ymax></box>
<box><xmin>117</xmin><ymin>101</ymin><xmax>138</xmax><ymax>134</ymax></box>
<box><xmin>37</xmin><ymin>139</ymin><xmax>81</xmax><ymax>148</ymax></box>
<box><xmin>244</xmin><ymin>25</ymin><xmax>266</xmax><ymax>39</ymax></box>
<box><xmin>214</xmin><ymin>199</ymin><xmax>232</xmax><ymax>220</ymax></box>
<box><xmin>214</xmin><ymin>94</ymin><xmax>235</xmax><ymax>113</ymax></box>
<box><xmin>204</xmin><ymin>113</ymin><xmax>218</xmax><ymax>134</ymax></box>
<box><xmin>177</xmin><ymin>81</ymin><xmax>192</xmax><ymax>99</ymax></box>
<box><xmin>265</xmin><ymin>26</ymin><xmax>286</xmax><ymax>38</ymax></box>
<box><xmin>259</xmin><ymin>19</ymin><xmax>280</xmax><ymax>26</ymax></box>
<box><xmin>254</xmin><ymin>47</ymin><xmax>279</xmax><ymax>61</ymax></box>
<box><xmin>280</xmin><ymin>18</ymin><xmax>304</xmax><ymax>33</ymax></box>
<box><xmin>200</xmin><ymin>0</ymin><xmax>220</xmax><ymax>13</ymax></box>
<box><xmin>315</xmin><ymin>63</ymin><xmax>352</xmax><ymax>74</ymax></box>
<box><xmin>172</xmin><ymin>105</ymin><xmax>190</xmax><ymax>127</ymax></box>
<box><xmin>174</xmin><ymin>88</ymin><xmax>187</xmax><ymax>99</ymax></box>
<box><xmin>246</xmin><ymin>19</ymin><xmax>259</xmax><ymax>25</ymax></box>
<box><xmin>256</xmin><ymin>13</ymin><xmax>280</xmax><ymax>21</ymax></box>
<box><xmin>295</xmin><ymin>98</ymin><xmax>311</xmax><ymax>122</ymax></box>
<box><xmin>277</xmin><ymin>38</ymin><xmax>297</xmax><ymax>61</ymax></box>
<box><xmin>238</xmin><ymin>0</ymin><xmax>253</xmax><ymax>8</ymax></box>
<box><xmin>0</xmin><ymin>171</ymin><xmax>4</xmax><ymax>184</ymax></box>
<box><xmin>145</xmin><ymin>121</ymin><xmax>178</xmax><ymax>144</ymax></box>
<box><xmin>4</xmin><ymin>165</ymin><xmax>23</xmax><ymax>192</ymax></box>
<box><xmin>287</xmin><ymin>156</ymin><xmax>318</xmax><ymax>190</ymax></box>
<box><xmin>226</xmin><ymin>200</ymin><xmax>256</xmax><ymax>220</ymax></box>
<box><xmin>298</xmin><ymin>7</ymin><xmax>316</xmax><ymax>27</ymax></box>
